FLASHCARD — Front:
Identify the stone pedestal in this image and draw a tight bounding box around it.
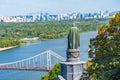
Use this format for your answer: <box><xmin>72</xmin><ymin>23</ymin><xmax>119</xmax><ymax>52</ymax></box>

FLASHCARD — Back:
<box><xmin>67</xmin><ymin>49</ymin><xmax>80</xmax><ymax>62</ymax></box>
<box><xmin>60</xmin><ymin>61</ymin><xmax>86</xmax><ymax>80</ymax></box>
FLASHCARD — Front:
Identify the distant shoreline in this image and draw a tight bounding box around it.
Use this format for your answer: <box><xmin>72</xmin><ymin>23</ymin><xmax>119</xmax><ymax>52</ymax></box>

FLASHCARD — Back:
<box><xmin>0</xmin><ymin>46</ymin><xmax>17</xmax><ymax>52</ymax></box>
<box><xmin>0</xmin><ymin>31</ymin><xmax>97</xmax><ymax>52</ymax></box>
<box><xmin>0</xmin><ymin>37</ymin><xmax>39</xmax><ymax>52</ymax></box>
<box><xmin>20</xmin><ymin>37</ymin><xmax>39</xmax><ymax>41</ymax></box>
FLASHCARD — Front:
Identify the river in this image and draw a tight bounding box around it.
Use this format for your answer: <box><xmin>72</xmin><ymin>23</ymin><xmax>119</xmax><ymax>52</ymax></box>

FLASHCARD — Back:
<box><xmin>0</xmin><ymin>31</ymin><xmax>97</xmax><ymax>80</ymax></box>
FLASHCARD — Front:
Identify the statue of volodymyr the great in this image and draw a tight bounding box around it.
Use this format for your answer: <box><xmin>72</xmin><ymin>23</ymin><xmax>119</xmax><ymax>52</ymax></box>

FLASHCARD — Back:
<box><xmin>68</xmin><ymin>25</ymin><xmax>80</xmax><ymax>49</ymax></box>
<box><xmin>67</xmin><ymin>23</ymin><xmax>80</xmax><ymax>60</ymax></box>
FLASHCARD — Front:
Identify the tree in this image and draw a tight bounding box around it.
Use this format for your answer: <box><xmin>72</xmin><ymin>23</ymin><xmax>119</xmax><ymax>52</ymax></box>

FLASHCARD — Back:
<box><xmin>88</xmin><ymin>13</ymin><xmax>120</xmax><ymax>80</ymax></box>
<box><xmin>41</xmin><ymin>63</ymin><xmax>60</xmax><ymax>80</ymax></box>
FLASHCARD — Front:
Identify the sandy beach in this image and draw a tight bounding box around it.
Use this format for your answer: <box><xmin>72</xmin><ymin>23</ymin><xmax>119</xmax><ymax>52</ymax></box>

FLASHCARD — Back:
<box><xmin>0</xmin><ymin>46</ymin><xmax>17</xmax><ymax>52</ymax></box>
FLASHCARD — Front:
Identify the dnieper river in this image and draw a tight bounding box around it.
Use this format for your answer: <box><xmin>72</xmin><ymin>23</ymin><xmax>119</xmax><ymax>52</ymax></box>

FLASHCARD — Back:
<box><xmin>0</xmin><ymin>31</ymin><xmax>97</xmax><ymax>80</ymax></box>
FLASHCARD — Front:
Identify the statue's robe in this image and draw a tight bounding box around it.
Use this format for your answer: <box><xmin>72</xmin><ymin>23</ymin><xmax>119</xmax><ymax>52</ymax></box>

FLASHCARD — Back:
<box><xmin>68</xmin><ymin>27</ymin><xmax>80</xmax><ymax>49</ymax></box>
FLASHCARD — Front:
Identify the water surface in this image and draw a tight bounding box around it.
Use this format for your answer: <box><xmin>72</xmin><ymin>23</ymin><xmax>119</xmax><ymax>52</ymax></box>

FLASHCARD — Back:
<box><xmin>0</xmin><ymin>31</ymin><xmax>97</xmax><ymax>80</ymax></box>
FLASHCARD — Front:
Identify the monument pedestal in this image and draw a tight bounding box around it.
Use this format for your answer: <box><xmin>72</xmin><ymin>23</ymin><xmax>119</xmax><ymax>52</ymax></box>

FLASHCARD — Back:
<box><xmin>66</xmin><ymin>49</ymin><xmax>80</xmax><ymax>62</ymax></box>
<box><xmin>60</xmin><ymin>61</ymin><xmax>86</xmax><ymax>80</ymax></box>
<box><xmin>59</xmin><ymin>26</ymin><xmax>86</xmax><ymax>80</ymax></box>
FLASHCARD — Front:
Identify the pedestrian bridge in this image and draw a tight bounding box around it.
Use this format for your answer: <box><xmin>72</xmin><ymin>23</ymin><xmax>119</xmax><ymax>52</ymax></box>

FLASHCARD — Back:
<box><xmin>0</xmin><ymin>50</ymin><xmax>66</xmax><ymax>71</ymax></box>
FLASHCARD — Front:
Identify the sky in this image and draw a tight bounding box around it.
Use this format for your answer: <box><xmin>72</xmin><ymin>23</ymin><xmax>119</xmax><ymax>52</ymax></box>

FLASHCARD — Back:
<box><xmin>0</xmin><ymin>0</ymin><xmax>120</xmax><ymax>16</ymax></box>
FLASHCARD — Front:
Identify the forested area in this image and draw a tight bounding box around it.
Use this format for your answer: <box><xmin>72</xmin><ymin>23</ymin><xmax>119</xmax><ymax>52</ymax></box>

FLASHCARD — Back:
<box><xmin>0</xmin><ymin>19</ymin><xmax>109</xmax><ymax>48</ymax></box>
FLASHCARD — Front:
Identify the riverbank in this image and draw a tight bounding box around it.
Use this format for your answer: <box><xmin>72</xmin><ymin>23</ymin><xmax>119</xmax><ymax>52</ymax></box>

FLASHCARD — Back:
<box><xmin>20</xmin><ymin>37</ymin><xmax>39</xmax><ymax>41</ymax></box>
<box><xmin>0</xmin><ymin>31</ymin><xmax>96</xmax><ymax>52</ymax></box>
<box><xmin>0</xmin><ymin>46</ymin><xmax>18</xmax><ymax>52</ymax></box>
<box><xmin>0</xmin><ymin>38</ymin><xmax>39</xmax><ymax>52</ymax></box>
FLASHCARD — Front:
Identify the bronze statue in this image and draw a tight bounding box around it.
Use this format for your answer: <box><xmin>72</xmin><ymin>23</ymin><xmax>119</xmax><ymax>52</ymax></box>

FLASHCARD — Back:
<box><xmin>68</xmin><ymin>25</ymin><xmax>80</xmax><ymax>49</ymax></box>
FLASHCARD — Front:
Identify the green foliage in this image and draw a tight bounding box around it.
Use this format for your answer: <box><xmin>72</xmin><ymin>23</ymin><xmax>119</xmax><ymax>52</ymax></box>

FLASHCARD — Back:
<box><xmin>0</xmin><ymin>38</ymin><xmax>20</xmax><ymax>48</ymax></box>
<box><xmin>88</xmin><ymin>13</ymin><xmax>120</xmax><ymax>80</ymax></box>
<box><xmin>0</xmin><ymin>19</ymin><xmax>109</xmax><ymax>48</ymax></box>
<box><xmin>41</xmin><ymin>63</ymin><xmax>60</xmax><ymax>80</ymax></box>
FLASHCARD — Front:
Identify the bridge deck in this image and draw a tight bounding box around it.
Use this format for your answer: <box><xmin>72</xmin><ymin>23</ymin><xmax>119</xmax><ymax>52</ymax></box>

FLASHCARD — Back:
<box><xmin>0</xmin><ymin>50</ymin><xmax>65</xmax><ymax>71</ymax></box>
<box><xmin>0</xmin><ymin>66</ymin><xmax>52</xmax><ymax>71</ymax></box>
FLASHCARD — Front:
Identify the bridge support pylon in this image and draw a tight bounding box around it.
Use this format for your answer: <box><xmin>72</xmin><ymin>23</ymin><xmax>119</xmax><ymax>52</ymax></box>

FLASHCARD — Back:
<box><xmin>46</xmin><ymin>50</ymin><xmax>51</xmax><ymax>70</ymax></box>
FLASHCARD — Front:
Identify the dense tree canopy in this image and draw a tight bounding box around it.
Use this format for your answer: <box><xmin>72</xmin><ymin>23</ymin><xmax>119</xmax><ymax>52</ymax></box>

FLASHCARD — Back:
<box><xmin>0</xmin><ymin>38</ymin><xmax>19</xmax><ymax>48</ymax></box>
<box><xmin>0</xmin><ymin>19</ymin><xmax>109</xmax><ymax>48</ymax></box>
<box><xmin>88</xmin><ymin>13</ymin><xmax>120</xmax><ymax>80</ymax></box>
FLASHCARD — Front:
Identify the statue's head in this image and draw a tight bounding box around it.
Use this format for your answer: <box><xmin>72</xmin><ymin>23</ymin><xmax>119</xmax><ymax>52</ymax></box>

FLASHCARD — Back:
<box><xmin>72</xmin><ymin>22</ymin><xmax>76</xmax><ymax>27</ymax></box>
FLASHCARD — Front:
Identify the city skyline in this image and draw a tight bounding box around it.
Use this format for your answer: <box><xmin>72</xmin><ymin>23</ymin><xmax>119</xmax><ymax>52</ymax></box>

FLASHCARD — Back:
<box><xmin>0</xmin><ymin>0</ymin><xmax>120</xmax><ymax>16</ymax></box>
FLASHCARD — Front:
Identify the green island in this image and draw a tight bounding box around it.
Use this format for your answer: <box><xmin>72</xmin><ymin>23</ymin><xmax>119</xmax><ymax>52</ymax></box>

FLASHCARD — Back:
<box><xmin>41</xmin><ymin>13</ymin><xmax>120</xmax><ymax>80</ymax></box>
<box><xmin>0</xmin><ymin>19</ymin><xmax>109</xmax><ymax>50</ymax></box>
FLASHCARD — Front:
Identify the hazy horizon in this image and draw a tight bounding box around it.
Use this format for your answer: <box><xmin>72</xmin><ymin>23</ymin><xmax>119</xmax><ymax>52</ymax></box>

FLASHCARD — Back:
<box><xmin>0</xmin><ymin>0</ymin><xmax>120</xmax><ymax>16</ymax></box>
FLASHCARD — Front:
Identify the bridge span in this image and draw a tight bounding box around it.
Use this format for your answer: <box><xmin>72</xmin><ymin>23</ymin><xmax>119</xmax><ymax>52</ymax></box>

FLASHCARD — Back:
<box><xmin>0</xmin><ymin>50</ymin><xmax>66</xmax><ymax>71</ymax></box>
